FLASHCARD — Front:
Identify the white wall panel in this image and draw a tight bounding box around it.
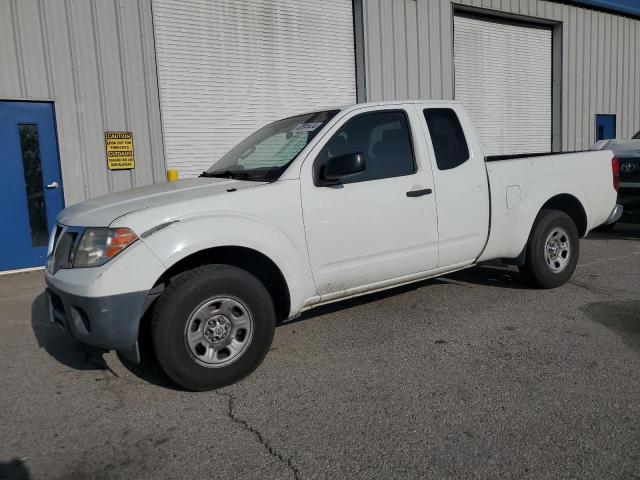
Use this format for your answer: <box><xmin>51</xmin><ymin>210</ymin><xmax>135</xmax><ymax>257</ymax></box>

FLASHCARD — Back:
<box><xmin>153</xmin><ymin>0</ymin><xmax>357</xmax><ymax>178</ymax></box>
<box><xmin>454</xmin><ymin>15</ymin><xmax>552</xmax><ymax>155</ymax></box>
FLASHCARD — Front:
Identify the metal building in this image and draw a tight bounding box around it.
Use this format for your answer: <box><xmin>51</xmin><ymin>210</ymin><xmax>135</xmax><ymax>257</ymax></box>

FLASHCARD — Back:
<box><xmin>362</xmin><ymin>0</ymin><xmax>640</xmax><ymax>154</ymax></box>
<box><xmin>0</xmin><ymin>0</ymin><xmax>638</xmax><ymax>272</ymax></box>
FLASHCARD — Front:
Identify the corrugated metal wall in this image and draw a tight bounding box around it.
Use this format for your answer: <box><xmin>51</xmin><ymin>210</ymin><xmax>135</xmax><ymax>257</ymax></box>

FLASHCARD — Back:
<box><xmin>362</xmin><ymin>0</ymin><xmax>640</xmax><ymax>150</ymax></box>
<box><xmin>363</xmin><ymin>0</ymin><xmax>455</xmax><ymax>101</ymax></box>
<box><xmin>0</xmin><ymin>0</ymin><xmax>165</xmax><ymax>206</ymax></box>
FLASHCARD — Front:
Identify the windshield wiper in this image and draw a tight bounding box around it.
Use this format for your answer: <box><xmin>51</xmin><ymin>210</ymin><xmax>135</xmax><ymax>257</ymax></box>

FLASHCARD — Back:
<box><xmin>200</xmin><ymin>170</ymin><xmax>253</xmax><ymax>180</ymax></box>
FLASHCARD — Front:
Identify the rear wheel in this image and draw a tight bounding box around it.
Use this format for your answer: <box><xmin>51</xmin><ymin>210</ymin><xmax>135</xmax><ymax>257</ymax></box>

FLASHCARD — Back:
<box><xmin>519</xmin><ymin>209</ymin><xmax>579</xmax><ymax>289</ymax></box>
<box><xmin>151</xmin><ymin>265</ymin><xmax>275</xmax><ymax>391</ymax></box>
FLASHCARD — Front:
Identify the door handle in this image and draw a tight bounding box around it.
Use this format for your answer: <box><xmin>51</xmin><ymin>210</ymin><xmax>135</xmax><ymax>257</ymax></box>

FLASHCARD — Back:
<box><xmin>45</xmin><ymin>181</ymin><xmax>59</xmax><ymax>190</ymax></box>
<box><xmin>406</xmin><ymin>188</ymin><xmax>432</xmax><ymax>197</ymax></box>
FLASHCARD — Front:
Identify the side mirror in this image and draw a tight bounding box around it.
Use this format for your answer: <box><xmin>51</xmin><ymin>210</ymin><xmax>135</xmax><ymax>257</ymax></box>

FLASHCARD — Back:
<box><xmin>321</xmin><ymin>153</ymin><xmax>365</xmax><ymax>183</ymax></box>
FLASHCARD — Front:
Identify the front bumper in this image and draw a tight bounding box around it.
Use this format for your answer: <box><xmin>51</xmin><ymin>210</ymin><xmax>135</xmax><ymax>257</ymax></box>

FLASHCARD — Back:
<box><xmin>45</xmin><ymin>280</ymin><xmax>148</xmax><ymax>362</ymax></box>
<box><xmin>43</xmin><ymin>237</ymin><xmax>167</xmax><ymax>362</ymax></box>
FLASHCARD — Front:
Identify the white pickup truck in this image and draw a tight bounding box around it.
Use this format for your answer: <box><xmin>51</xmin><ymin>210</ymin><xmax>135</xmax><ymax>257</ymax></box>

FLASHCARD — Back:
<box><xmin>45</xmin><ymin>101</ymin><xmax>621</xmax><ymax>391</ymax></box>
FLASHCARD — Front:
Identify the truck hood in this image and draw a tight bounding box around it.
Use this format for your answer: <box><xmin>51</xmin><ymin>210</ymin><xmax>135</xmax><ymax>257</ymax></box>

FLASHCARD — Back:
<box><xmin>57</xmin><ymin>178</ymin><xmax>264</xmax><ymax>227</ymax></box>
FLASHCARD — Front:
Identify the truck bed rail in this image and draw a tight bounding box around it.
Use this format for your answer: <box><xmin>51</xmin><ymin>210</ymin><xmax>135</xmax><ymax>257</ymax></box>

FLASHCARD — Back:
<box><xmin>485</xmin><ymin>151</ymin><xmax>587</xmax><ymax>162</ymax></box>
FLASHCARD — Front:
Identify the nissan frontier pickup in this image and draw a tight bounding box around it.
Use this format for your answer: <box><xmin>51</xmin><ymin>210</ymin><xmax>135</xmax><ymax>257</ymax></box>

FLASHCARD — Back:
<box><xmin>46</xmin><ymin>101</ymin><xmax>621</xmax><ymax>390</ymax></box>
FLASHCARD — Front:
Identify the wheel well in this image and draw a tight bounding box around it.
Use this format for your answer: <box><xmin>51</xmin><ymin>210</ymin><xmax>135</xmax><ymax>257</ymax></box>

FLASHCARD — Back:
<box><xmin>540</xmin><ymin>194</ymin><xmax>588</xmax><ymax>236</ymax></box>
<box><xmin>153</xmin><ymin>246</ymin><xmax>291</xmax><ymax>321</ymax></box>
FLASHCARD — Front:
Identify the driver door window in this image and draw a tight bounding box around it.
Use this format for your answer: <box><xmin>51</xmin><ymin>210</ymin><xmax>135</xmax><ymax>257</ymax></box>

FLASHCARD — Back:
<box><xmin>314</xmin><ymin>111</ymin><xmax>416</xmax><ymax>185</ymax></box>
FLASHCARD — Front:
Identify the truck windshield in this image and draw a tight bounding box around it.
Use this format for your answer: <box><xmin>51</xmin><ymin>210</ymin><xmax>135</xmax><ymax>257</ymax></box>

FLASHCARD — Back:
<box><xmin>202</xmin><ymin>110</ymin><xmax>339</xmax><ymax>182</ymax></box>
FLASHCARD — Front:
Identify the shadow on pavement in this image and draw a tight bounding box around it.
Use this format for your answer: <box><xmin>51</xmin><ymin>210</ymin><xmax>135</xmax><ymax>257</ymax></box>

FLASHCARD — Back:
<box><xmin>582</xmin><ymin>300</ymin><xmax>640</xmax><ymax>351</ymax></box>
<box><xmin>116</xmin><ymin>322</ymin><xmax>179</xmax><ymax>390</ymax></box>
<box><xmin>281</xmin><ymin>264</ymin><xmax>530</xmax><ymax>327</ymax></box>
<box><xmin>280</xmin><ymin>277</ymin><xmax>448</xmax><ymax>326</ymax></box>
<box><xmin>31</xmin><ymin>293</ymin><xmax>177</xmax><ymax>389</ymax></box>
<box><xmin>444</xmin><ymin>264</ymin><xmax>528</xmax><ymax>290</ymax></box>
<box><xmin>586</xmin><ymin>222</ymin><xmax>640</xmax><ymax>241</ymax></box>
<box><xmin>0</xmin><ymin>458</ymin><xmax>30</xmax><ymax>480</ymax></box>
<box><xmin>30</xmin><ymin>292</ymin><xmax>111</xmax><ymax>372</ymax></box>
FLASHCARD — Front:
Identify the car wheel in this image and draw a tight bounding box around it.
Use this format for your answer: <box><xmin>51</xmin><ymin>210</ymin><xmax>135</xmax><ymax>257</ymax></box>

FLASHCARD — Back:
<box><xmin>151</xmin><ymin>264</ymin><xmax>275</xmax><ymax>391</ymax></box>
<box><xmin>519</xmin><ymin>209</ymin><xmax>579</xmax><ymax>289</ymax></box>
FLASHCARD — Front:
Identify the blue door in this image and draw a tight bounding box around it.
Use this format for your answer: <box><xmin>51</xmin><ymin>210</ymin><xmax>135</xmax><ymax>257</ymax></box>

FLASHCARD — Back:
<box><xmin>0</xmin><ymin>101</ymin><xmax>64</xmax><ymax>271</ymax></box>
<box><xmin>595</xmin><ymin>114</ymin><xmax>616</xmax><ymax>141</ymax></box>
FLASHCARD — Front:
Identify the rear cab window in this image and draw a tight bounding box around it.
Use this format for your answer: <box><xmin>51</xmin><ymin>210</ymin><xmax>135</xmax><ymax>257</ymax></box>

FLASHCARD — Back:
<box><xmin>423</xmin><ymin>108</ymin><xmax>469</xmax><ymax>170</ymax></box>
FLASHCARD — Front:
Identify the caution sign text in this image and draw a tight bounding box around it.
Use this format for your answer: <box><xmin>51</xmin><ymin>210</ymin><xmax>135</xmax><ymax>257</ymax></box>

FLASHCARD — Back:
<box><xmin>105</xmin><ymin>132</ymin><xmax>135</xmax><ymax>170</ymax></box>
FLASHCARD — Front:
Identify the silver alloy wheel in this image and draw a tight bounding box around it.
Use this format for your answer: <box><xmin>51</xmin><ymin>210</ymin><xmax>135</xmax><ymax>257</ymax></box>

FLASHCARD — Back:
<box><xmin>544</xmin><ymin>227</ymin><xmax>571</xmax><ymax>273</ymax></box>
<box><xmin>184</xmin><ymin>296</ymin><xmax>254</xmax><ymax>368</ymax></box>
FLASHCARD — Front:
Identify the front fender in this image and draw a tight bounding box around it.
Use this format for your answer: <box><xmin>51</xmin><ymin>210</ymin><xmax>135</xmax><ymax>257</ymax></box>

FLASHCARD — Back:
<box><xmin>139</xmin><ymin>213</ymin><xmax>317</xmax><ymax>315</ymax></box>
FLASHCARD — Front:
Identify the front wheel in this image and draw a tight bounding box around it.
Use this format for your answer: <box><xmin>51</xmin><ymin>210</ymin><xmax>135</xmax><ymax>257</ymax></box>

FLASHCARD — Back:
<box><xmin>519</xmin><ymin>209</ymin><xmax>579</xmax><ymax>289</ymax></box>
<box><xmin>151</xmin><ymin>265</ymin><xmax>275</xmax><ymax>391</ymax></box>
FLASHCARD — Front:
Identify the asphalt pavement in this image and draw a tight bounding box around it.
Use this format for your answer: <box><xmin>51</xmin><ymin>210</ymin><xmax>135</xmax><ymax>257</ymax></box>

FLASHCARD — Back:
<box><xmin>1</xmin><ymin>224</ymin><xmax>639</xmax><ymax>480</ymax></box>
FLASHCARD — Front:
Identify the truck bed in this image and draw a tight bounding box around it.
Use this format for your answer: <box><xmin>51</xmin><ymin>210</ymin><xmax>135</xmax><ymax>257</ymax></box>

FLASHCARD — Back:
<box><xmin>478</xmin><ymin>149</ymin><xmax>616</xmax><ymax>263</ymax></box>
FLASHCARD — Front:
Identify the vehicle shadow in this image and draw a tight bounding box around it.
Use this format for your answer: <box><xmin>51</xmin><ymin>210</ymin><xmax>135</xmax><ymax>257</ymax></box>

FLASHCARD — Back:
<box><xmin>280</xmin><ymin>277</ymin><xmax>449</xmax><ymax>326</ymax></box>
<box><xmin>443</xmin><ymin>264</ymin><xmax>527</xmax><ymax>289</ymax></box>
<box><xmin>279</xmin><ymin>265</ymin><xmax>527</xmax><ymax>327</ymax></box>
<box><xmin>31</xmin><ymin>292</ymin><xmax>112</xmax><ymax>372</ymax></box>
<box><xmin>582</xmin><ymin>299</ymin><xmax>640</xmax><ymax>351</ymax></box>
<box><xmin>30</xmin><ymin>293</ymin><xmax>177</xmax><ymax>389</ymax></box>
<box><xmin>585</xmin><ymin>222</ymin><xmax>640</xmax><ymax>241</ymax></box>
<box><xmin>0</xmin><ymin>458</ymin><xmax>30</xmax><ymax>480</ymax></box>
<box><xmin>116</xmin><ymin>319</ymin><xmax>179</xmax><ymax>389</ymax></box>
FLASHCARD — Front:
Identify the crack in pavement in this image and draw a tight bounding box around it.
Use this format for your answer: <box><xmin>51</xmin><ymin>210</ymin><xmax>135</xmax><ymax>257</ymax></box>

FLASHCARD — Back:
<box><xmin>216</xmin><ymin>391</ymin><xmax>302</xmax><ymax>480</ymax></box>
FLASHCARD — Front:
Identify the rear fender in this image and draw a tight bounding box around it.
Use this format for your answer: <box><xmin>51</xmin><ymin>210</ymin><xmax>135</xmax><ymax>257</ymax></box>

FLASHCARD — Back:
<box><xmin>480</xmin><ymin>173</ymin><xmax>589</xmax><ymax>261</ymax></box>
<box><xmin>513</xmin><ymin>176</ymin><xmax>588</xmax><ymax>253</ymax></box>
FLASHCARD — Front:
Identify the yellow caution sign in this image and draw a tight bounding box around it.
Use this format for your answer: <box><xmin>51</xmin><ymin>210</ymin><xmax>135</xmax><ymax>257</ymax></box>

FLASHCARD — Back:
<box><xmin>166</xmin><ymin>169</ymin><xmax>179</xmax><ymax>182</ymax></box>
<box><xmin>105</xmin><ymin>132</ymin><xmax>135</xmax><ymax>170</ymax></box>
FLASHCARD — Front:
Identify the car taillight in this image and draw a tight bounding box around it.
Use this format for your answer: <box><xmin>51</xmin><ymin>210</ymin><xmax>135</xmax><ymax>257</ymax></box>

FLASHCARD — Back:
<box><xmin>612</xmin><ymin>157</ymin><xmax>620</xmax><ymax>192</ymax></box>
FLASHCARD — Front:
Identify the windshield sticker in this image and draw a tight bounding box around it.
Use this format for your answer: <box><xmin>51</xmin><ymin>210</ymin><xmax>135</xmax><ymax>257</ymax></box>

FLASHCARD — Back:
<box><xmin>291</xmin><ymin>122</ymin><xmax>323</xmax><ymax>133</ymax></box>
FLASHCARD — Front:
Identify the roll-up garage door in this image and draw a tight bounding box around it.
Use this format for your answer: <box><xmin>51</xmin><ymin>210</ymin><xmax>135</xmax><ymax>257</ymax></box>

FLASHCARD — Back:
<box><xmin>454</xmin><ymin>14</ymin><xmax>552</xmax><ymax>156</ymax></box>
<box><xmin>152</xmin><ymin>0</ymin><xmax>357</xmax><ymax>177</ymax></box>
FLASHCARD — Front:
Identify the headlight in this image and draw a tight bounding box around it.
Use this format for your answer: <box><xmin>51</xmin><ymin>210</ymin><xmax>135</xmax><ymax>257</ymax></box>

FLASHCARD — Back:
<box><xmin>73</xmin><ymin>227</ymin><xmax>138</xmax><ymax>268</ymax></box>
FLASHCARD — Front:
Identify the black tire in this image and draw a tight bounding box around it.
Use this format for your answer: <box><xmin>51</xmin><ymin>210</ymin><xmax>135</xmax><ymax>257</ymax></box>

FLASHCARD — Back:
<box><xmin>151</xmin><ymin>265</ymin><xmax>275</xmax><ymax>391</ymax></box>
<box><xmin>519</xmin><ymin>209</ymin><xmax>579</xmax><ymax>289</ymax></box>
